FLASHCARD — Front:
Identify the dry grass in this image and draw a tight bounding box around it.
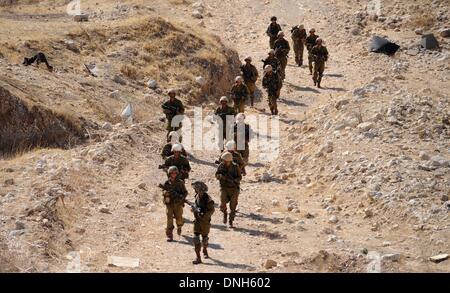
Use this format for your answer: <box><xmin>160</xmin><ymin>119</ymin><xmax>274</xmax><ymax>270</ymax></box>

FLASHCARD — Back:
<box><xmin>120</xmin><ymin>64</ymin><xmax>141</xmax><ymax>80</ymax></box>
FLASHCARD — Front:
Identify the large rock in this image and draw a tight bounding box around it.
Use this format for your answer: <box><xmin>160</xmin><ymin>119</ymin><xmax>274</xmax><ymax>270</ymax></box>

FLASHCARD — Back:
<box><xmin>147</xmin><ymin>79</ymin><xmax>158</xmax><ymax>89</ymax></box>
<box><xmin>264</xmin><ymin>259</ymin><xmax>277</xmax><ymax>269</ymax></box>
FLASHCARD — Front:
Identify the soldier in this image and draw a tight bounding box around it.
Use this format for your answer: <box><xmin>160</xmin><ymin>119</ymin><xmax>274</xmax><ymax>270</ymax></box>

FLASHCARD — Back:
<box><xmin>240</xmin><ymin>56</ymin><xmax>259</xmax><ymax>107</ymax></box>
<box><xmin>311</xmin><ymin>38</ymin><xmax>329</xmax><ymax>88</ymax></box>
<box><xmin>214</xmin><ymin>96</ymin><xmax>236</xmax><ymax>150</ymax></box>
<box><xmin>161</xmin><ymin>89</ymin><xmax>185</xmax><ymax>136</ymax></box>
<box><xmin>273</xmin><ymin>31</ymin><xmax>290</xmax><ymax>80</ymax></box>
<box><xmin>161</xmin><ymin>131</ymin><xmax>187</xmax><ymax>160</ymax></box>
<box><xmin>262</xmin><ymin>65</ymin><xmax>283</xmax><ymax>115</ymax></box>
<box><xmin>266</xmin><ymin>16</ymin><xmax>282</xmax><ymax>49</ymax></box>
<box><xmin>216</xmin><ymin>140</ymin><xmax>246</xmax><ymax>176</ymax></box>
<box><xmin>233</xmin><ymin>113</ymin><xmax>251</xmax><ymax>166</ymax></box>
<box><xmin>190</xmin><ymin>181</ymin><xmax>215</xmax><ymax>265</ymax></box>
<box><xmin>159</xmin><ymin>166</ymin><xmax>188</xmax><ymax>242</ymax></box>
<box><xmin>230</xmin><ymin>76</ymin><xmax>249</xmax><ymax>114</ymax></box>
<box><xmin>291</xmin><ymin>24</ymin><xmax>307</xmax><ymax>66</ymax></box>
<box><xmin>305</xmin><ymin>28</ymin><xmax>319</xmax><ymax>75</ymax></box>
<box><xmin>261</xmin><ymin>49</ymin><xmax>281</xmax><ymax>73</ymax></box>
<box><xmin>162</xmin><ymin>144</ymin><xmax>191</xmax><ymax>181</ymax></box>
<box><xmin>216</xmin><ymin>152</ymin><xmax>242</xmax><ymax>227</ymax></box>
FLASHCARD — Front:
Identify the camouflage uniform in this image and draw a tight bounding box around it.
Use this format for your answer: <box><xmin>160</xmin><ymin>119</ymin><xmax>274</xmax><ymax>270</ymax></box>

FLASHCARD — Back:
<box><xmin>262</xmin><ymin>71</ymin><xmax>283</xmax><ymax>115</ymax></box>
<box><xmin>240</xmin><ymin>64</ymin><xmax>259</xmax><ymax>106</ymax></box>
<box><xmin>163</xmin><ymin>155</ymin><xmax>191</xmax><ymax>181</ymax></box>
<box><xmin>266</xmin><ymin>22</ymin><xmax>282</xmax><ymax>49</ymax></box>
<box><xmin>233</xmin><ymin>122</ymin><xmax>251</xmax><ymax>165</ymax></box>
<box><xmin>160</xmin><ymin>178</ymin><xmax>188</xmax><ymax>240</ymax></box>
<box><xmin>214</xmin><ymin>106</ymin><xmax>236</xmax><ymax>149</ymax></box>
<box><xmin>216</xmin><ymin>162</ymin><xmax>242</xmax><ymax>226</ymax></box>
<box><xmin>311</xmin><ymin>45</ymin><xmax>329</xmax><ymax>87</ymax></box>
<box><xmin>230</xmin><ymin>83</ymin><xmax>249</xmax><ymax>113</ymax></box>
<box><xmin>161</xmin><ymin>143</ymin><xmax>187</xmax><ymax>160</ymax></box>
<box><xmin>217</xmin><ymin>151</ymin><xmax>246</xmax><ymax>175</ymax></box>
<box><xmin>192</xmin><ymin>193</ymin><xmax>215</xmax><ymax>238</ymax></box>
<box><xmin>306</xmin><ymin>34</ymin><xmax>319</xmax><ymax>74</ymax></box>
<box><xmin>262</xmin><ymin>55</ymin><xmax>281</xmax><ymax>74</ymax></box>
<box><xmin>291</xmin><ymin>26</ymin><xmax>307</xmax><ymax>66</ymax></box>
<box><xmin>273</xmin><ymin>38</ymin><xmax>290</xmax><ymax>80</ymax></box>
<box><xmin>162</xmin><ymin>98</ymin><xmax>185</xmax><ymax>135</ymax></box>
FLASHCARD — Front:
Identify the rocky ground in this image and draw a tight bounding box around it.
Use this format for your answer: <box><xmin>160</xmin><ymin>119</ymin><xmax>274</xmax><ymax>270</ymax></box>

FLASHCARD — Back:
<box><xmin>0</xmin><ymin>0</ymin><xmax>449</xmax><ymax>272</ymax></box>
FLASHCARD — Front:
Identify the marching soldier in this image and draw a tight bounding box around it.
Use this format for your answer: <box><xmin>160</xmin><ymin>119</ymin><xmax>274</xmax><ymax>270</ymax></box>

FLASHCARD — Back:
<box><xmin>291</xmin><ymin>24</ymin><xmax>307</xmax><ymax>66</ymax></box>
<box><xmin>190</xmin><ymin>181</ymin><xmax>215</xmax><ymax>265</ymax></box>
<box><xmin>162</xmin><ymin>144</ymin><xmax>191</xmax><ymax>181</ymax></box>
<box><xmin>262</xmin><ymin>49</ymin><xmax>281</xmax><ymax>73</ymax></box>
<box><xmin>266</xmin><ymin>16</ymin><xmax>282</xmax><ymax>49</ymax></box>
<box><xmin>305</xmin><ymin>28</ymin><xmax>319</xmax><ymax>75</ymax></box>
<box><xmin>233</xmin><ymin>113</ymin><xmax>251</xmax><ymax>166</ymax></box>
<box><xmin>159</xmin><ymin>166</ymin><xmax>188</xmax><ymax>242</ymax></box>
<box><xmin>214</xmin><ymin>96</ymin><xmax>236</xmax><ymax>150</ymax></box>
<box><xmin>161</xmin><ymin>89</ymin><xmax>185</xmax><ymax>136</ymax></box>
<box><xmin>230</xmin><ymin>76</ymin><xmax>249</xmax><ymax>113</ymax></box>
<box><xmin>216</xmin><ymin>152</ymin><xmax>242</xmax><ymax>228</ymax></box>
<box><xmin>262</xmin><ymin>65</ymin><xmax>283</xmax><ymax>115</ymax></box>
<box><xmin>161</xmin><ymin>131</ymin><xmax>187</xmax><ymax>160</ymax></box>
<box><xmin>311</xmin><ymin>38</ymin><xmax>329</xmax><ymax>88</ymax></box>
<box><xmin>216</xmin><ymin>140</ymin><xmax>246</xmax><ymax>176</ymax></box>
<box><xmin>273</xmin><ymin>31</ymin><xmax>290</xmax><ymax>80</ymax></box>
<box><xmin>240</xmin><ymin>57</ymin><xmax>259</xmax><ymax>107</ymax></box>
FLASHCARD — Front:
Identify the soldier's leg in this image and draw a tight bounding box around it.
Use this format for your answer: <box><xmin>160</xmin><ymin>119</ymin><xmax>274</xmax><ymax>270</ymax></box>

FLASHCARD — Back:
<box><xmin>299</xmin><ymin>43</ymin><xmax>304</xmax><ymax>66</ymax></box>
<box><xmin>273</xmin><ymin>98</ymin><xmax>279</xmax><ymax>115</ymax></box>
<box><xmin>268</xmin><ymin>95</ymin><xmax>274</xmax><ymax>115</ymax></box>
<box><xmin>308</xmin><ymin>53</ymin><xmax>313</xmax><ymax>74</ymax></box>
<box><xmin>192</xmin><ymin>233</ymin><xmax>202</xmax><ymax>264</ymax></box>
<box><xmin>270</xmin><ymin>38</ymin><xmax>275</xmax><ymax>49</ymax></box>
<box><xmin>318</xmin><ymin>62</ymin><xmax>325</xmax><ymax>87</ymax></box>
<box><xmin>313</xmin><ymin>62</ymin><xmax>319</xmax><ymax>86</ymax></box>
<box><xmin>201</xmin><ymin>234</ymin><xmax>209</xmax><ymax>258</ymax></box>
<box><xmin>239</xmin><ymin>100</ymin><xmax>245</xmax><ymax>113</ymax></box>
<box><xmin>220</xmin><ymin>189</ymin><xmax>230</xmax><ymax>224</ymax></box>
<box><xmin>281</xmin><ymin>57</ymin><xmax>287</xmax><ymax>80</ymax></box>
<box><xmin>247</xmin><ymin>82</ymin><xmax>255</xmax><ymax>106</ymax></box>
<box><xmin>174</xmin><ymin>203</ymin><xmax>184</xmax><ymax>236</ymax></box>
<box><xmin>229</xmin><ymin>190</ymin><xmax>240</xmax><ymax>227</ymax></box>
<box><xmin>166</xmin><ymin>204</ymin><xmax>175</xmax><ymax>241</ymax></box>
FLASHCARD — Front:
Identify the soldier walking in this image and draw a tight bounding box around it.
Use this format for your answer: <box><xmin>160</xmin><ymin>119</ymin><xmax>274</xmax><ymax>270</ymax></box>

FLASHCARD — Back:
<box><xmin>161</xmin><ymin>131</ymin><xmax>187</xmax><ymax>160</ymax></box>
<box><xmin>233</xmin><ymin>113</ymin><xmax>251</xmax><ymax>166</ymax></box>
<box><xmin>159</xmin><ymin>166</ymin><xmax>188</xmax><ymax>242</ymax></box>
<box><xmin>291</xmin><ymin>24</ymin><xmax>307</xmax><ymax>66</ymax></box>
<box><xmin>216</xmin><ymin>152</ymin><xmax>242</xmax><ymax>228</ymax></box>
<box><xmin>262</xmin><ymin>49</ymin><xmax>281</xmax><ymax>73</ymax></box>
<box><xmin>262</xmin><ymin>65</ymin><xmax>283</xmax><ymax>115</ymax></box>
<box><xmin>273</xmin><ymin>32</ymin><xmax>290</xmax><ymax>80</ymax></box>
<box><xmin>161</xmin><ymin>89</ymin><xmax>185</xmax><ymax>136</ymax></box>
<box><xmin>311</xmin><ymin>38</ymin><xmax>329</xmax><ymax>88</ymax></box>
<box><xmin>190</xmin><ymin>181</ymin><xmax>215</xmax><ymax>265</ymax></box>
<box><xmin>230</xmin><ymin>76</ymin><xmax>249</xmax><ymax>113</ymax></box>
<box><xmin>162</xmin><ymin>144</ymin><xmax>191</xmax><ymax>181</ymax></box>
<box><xmin>306</xmin><ymin>28</ymin><xmax>319</xmax><ymax>75</ymax></box>
<box><xmin>214</xmin><ymin>96</ymin><xmax>236</xmax><ymax>151</ymax></box>
<box><xmin>266</xmin><ymin>16</ymin><xmax>282</xmax><ymax>49</ymax></box>
<box><xmin>240</xmin><ymin>57</ymin><xmax>259</xmax><ymax>107</ymax></box>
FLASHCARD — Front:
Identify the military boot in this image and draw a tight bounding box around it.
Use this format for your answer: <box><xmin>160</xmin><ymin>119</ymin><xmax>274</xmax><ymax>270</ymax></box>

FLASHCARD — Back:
<box><xmin>166</xmin><ymin>228</ymin><xmax>174</xmax><ymax>242</ymax></box>
<box><xmin>317</xmin><ymin>77</ymin><xmax>322</xmax><ymax>88</ymax></box>
<box><xmin>192</xmin><ymin>243</ymin><xmax>202</xmax><ymax>265</ymax></box>
<box><xmin>229</xmin><ymin>212</ymin><xmax>235</xmax><ymax>228</ymax></box>
<box><xmin>177</xmin><ymin>226</ymin><xmax>182</xmax><ymax>236</ymax></box>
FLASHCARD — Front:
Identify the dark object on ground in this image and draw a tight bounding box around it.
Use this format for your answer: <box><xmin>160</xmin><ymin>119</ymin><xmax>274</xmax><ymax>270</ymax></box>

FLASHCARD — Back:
<box><xmin>74</xmin><ymin>14</ymin><xmax>89</xmax><ymax>22</ymax></box>
<box><xmin>421</xmin><ymin>34</ymin><xmax>439</xmax><ymax>50</ymax></box>
<box><xmin>23</xmin><ymin>52</ymin><xmax>53</xmax><ymax>71</ymax></box>
<box><xmin>369</xmin><ymin>36</ymin><xmax>400</xmax><ymax>55</ymax></box>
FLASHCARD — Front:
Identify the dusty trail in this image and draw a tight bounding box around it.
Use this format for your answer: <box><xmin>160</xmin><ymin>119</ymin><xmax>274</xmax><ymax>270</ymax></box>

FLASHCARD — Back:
<box><xmin>62</xmin><ymin>0</ymin><xmax>374</xmax><ymax>273</ymax></box>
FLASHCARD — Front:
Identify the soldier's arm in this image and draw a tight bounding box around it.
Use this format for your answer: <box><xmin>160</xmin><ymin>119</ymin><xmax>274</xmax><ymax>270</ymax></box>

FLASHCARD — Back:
<box><xmin>185</xmin><ymin>160</ymin><xmax>191</xmax><ymax>172</ymax></box>
<box><xmin>236</xmin><ymin>165</ymin><xmax>242</xmax><ymax>182</ymax></box>
<box><xmin>178</xmin><ymin>101</ymin><xmax>185</xmax><ymax>115</ymax></box>
<box><xmin>204</xmin><ymin>200</ymin><xmax>215</xmax><ymax>217</ymax></box>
